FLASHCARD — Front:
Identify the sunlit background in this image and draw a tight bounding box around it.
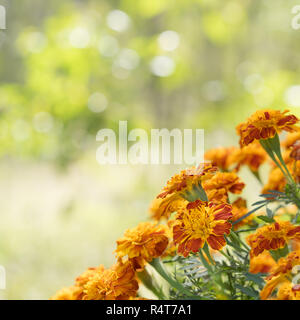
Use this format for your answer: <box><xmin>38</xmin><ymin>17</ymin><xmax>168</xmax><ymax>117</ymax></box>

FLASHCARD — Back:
<box><xmin>1</xmin><ymin>0</ymin><xmax>300</xmax><ymax>299</ymax></box>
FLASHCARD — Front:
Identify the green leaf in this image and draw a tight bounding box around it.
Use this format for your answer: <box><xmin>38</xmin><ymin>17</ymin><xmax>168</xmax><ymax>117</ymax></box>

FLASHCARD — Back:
<box><xmin>245</xmin><ymin>272</ymin><xmax>265</xmax><ymax>287</ymax></box>
<box><xmin>234</xmin><ymin>284</ymin><xmax>259</xmax><ymax>299</ymax></box>
<box><xmin>257</xmin><ymin>215</ymin><xmax>275</xmax><ymax>223</ymax></box>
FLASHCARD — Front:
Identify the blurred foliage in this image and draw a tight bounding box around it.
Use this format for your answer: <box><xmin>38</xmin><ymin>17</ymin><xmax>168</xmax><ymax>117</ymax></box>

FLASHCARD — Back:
<box><xmin>1</xmin><ymin>0</ymin><xmax>300</xmax><ymax>167</ymax></box>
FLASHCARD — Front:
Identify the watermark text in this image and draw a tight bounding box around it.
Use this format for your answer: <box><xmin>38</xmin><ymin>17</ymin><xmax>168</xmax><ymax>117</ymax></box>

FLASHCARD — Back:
<box><xmin>96</xmin><ymin>121</ymin><xmax>204</xmax><ymax>165</ymax></box>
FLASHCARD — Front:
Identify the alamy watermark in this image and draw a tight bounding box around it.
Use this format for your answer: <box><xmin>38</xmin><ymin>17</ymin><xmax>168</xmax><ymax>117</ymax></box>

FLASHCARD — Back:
<box><xmin>0</xmin><ymin>265</ymin><xmax>5</xmax><ymax>290</ymax></box>
<box><xmin>96</xmin><ymin>121</ymin><xmax>204</xmax><ymax>165</ymax></box>
<box><xmin>292</xmin><ymin>5</ymin><xmax>300</xmax><ymax>29</ymax></box>
<box><xmin>0</xmin><ymin>5</ymin><xmax>6</xmax><ymax>30</ymax></box>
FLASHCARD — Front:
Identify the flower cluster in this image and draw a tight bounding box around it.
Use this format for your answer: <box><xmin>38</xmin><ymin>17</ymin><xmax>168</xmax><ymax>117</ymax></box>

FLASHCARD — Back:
<box><xmin>52</xmin><ymin>109</ymin><xmax>300</xmax><ymax>300</ymax></box>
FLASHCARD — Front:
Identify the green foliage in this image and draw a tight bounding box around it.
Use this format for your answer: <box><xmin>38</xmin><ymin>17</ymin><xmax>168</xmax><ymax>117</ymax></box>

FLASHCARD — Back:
<box><xmin>1</xmin><ymin>0</ymin><xmax>300</xmax><ymax>166</ymax></box>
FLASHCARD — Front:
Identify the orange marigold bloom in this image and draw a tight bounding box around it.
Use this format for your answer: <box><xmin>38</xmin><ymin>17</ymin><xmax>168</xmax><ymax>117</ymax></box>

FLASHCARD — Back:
<box><xmin>264</xmin><ymin>161</ymin><xmax>300</xmax><ymax>192</ymax></box>
<box><xmin>157</xmin><ymin>163</ymin><xmax>217</xmax><ymax>199</ymax></box>
<box><xmin>51</xmin><ymin>265</ymin><xmax>104</xmax><ymax>300</ymax></box>
<box><xmin>51</xmin><ymin>286</ymin><xmax>82</xmax><ymax>300</ymax></box>
<box><xmin>231</xmin><ymin>197</ymin><xmax>253</xmax><ymax>230</ymax></box>
<box><xmin>249</xmin><ymin>251</ymin><xmax>276</xmax><ymax>274</ymax></box>
<box><xmin>173</xmin><ymin>200</ymin><xmax>233</xmax><ymax>257</ymax></box>
<box><xmin>203</xmin><ymin>172</ymin><xmax>245</xmax><ymax>202</ymax></box>
<box><xmin>149</xmin><ymin>194</ymin><xmax>186</xmax><ymax>221</ymax></box>
<box><xmin>272</xmin><ymin>281</ymin><xmax>300</xmax><ymax>300</ymax></box>
<box><xmin>161</xmin><ymin>219</ymin><xmax>178</xmax><ymax>257</ymax></box>
<box><xmin>205</xmin><ymin>147</ymin><xmax>237</xmax><ymax>171</ymax></box>
<box><xmin>283</xmin><ymin>131</ymin><xmax>300</xmax><ymax>149</ymax></box>
<box><xmin>290</xmin><ymin>160</ymin><xmax>300</xmax><ymax>183</ymax></box>
<box><xmin>262</xmin><ymin>167</ymin><xmax>286</xmax><ymax>194</ymax></box>
<box><xmin>82</xmin><ymin>260</ymin><xmax>138</xmax><ymax>300</ymax></box>
<box><xmin>237</xmin><ymin>109</ymin><xmax>299</xmax><ymax>147</ymax></box>
<box><xmin>247</xmin><ymin>220</ymin><xmax>300</xmax><ymax>257</ymax></box>
<box><xmin>228</xmin><ymin>141</ymin><xmax>267</xmax><ymax>172</ymax></box>
<box><xmin>115</xmin><ymin>222</ymin><xmax>169</xmax><ymax>270</ymax></box>
<box><xmin>260</xmin><ymin>251</ymin><xmax>300</xmax><ymax>300</ymax></box>
<box><xmin>292</xmin><ymin>239</ymin><xmax>300</xmax><ymax>252</ymax></box>
<box><xmin>290</xmin><ymin>140</ymin><xmax>300</xmax><ymax>160</ymax></box>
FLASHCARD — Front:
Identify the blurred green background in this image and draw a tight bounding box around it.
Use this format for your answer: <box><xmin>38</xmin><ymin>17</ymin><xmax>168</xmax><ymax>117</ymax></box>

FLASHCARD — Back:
<box><xmin>1</xmin><ymin>0</ymin><xmax>300</xmax><ymax>299</ymax></box>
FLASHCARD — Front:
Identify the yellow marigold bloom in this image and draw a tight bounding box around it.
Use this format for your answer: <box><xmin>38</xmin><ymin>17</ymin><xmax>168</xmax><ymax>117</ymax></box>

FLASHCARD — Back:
<box><xmin>290</xmin><ymin>140</ymin><xmax>300</xmax><ymax>161</ymax></box>
<box><xmin>249</xmin><ymin>251</ymin><xmax>276</xmax><ymax>274</ymax></box>
<box><xmin>262</xmin><ymin>167</ymin><xmax>286</xmax><ymax>194</ymax></box>
<box><xmin>205</xmin><ymin>147</ymin><xmax>237</xmax><ymax>171</ymax></box>
<box><xmin>292</xmin><ymin>239</ymin><xmax>300</xmax><ymax>252</ymax></box>
<box><xmin>173</xmin><ymin>200</ymin><xmax>233</xmax><ymax>257</ymax></box>
<box><xmin>157</xmin><ymin>163</ymin><xmax>217</xmax><ymax>199</ymax></box>
<box><xmin>51</xmin><ymin>265</ymin><xmax>104</xmax><ymax>300</ymax></box>
<box><xmin>149</xmin><ymin>194</ymin><xmax>186</xmax><ymax>221</ymax></box>
<box><xmin>203</xmin><ymin>172</ymin><xmax>245</xmax><ymax>202</ymax></box>
<box><xmin>290</xmin><ymin>160</ymin><xmax>300</xmax><ymax>183</ymax></box>
<box><xmin>283</xmin><ymin>131</ymin><xmax>300</xmax><ymax>148</ymax></box>
<box><xmin>83</xmin><ymin>260</ymin><xmax>138</xmax><ymax>300</ymax></box>
<box><xmin>247</xmin><ymin>220</ymin><xmax>300</xmax><ymax>257</ymax></box>
<box><xmin>260</xmin><ymin>251</ymin><xmax>300</xmax><ymax>300</ymax></box>
<box><xmin>274</xmin><ymin>281</ymin><xmax>300</xmax><ymax>300</ymax></box>
<box><xmin>115</xmin><ymin>222</ymin><xmax>169</xmax><ymax>270</ymax></box>
<box><xmin>51</xmin><ymin>286</ymin><xmax>82</xmax><ymax>300</ymax></box>
<box><xmin>231</xmin><ymin>197</ymin><xmax>253</xmax><ymax>230</ymax></box>
<box><xmin>76</xmin><ymin>266</ymin><xmax>104</xmax><ymax>287</ymax></box>
<box><xmin>228</xmin><ymin>141</ymin><xmax>267</xmax><ymax>172</ymax></box>
<box><xmin>264</xmin><ymin>161</ymin><xmax>300</xmax><ymax>193</ymax></box>
<box><xmin>276</xmin><ymin>281</ymin><xmax>294</xmax><ymax>300</ymax></box>
<box><xmin>161</xmin><ymin>219</ymin><xmax>177</xmax><ymax>257</ymax></box>
<box><xmin>237</xmin><ymin>109</ymin><xmax>299</xmax><ymax>147</ymax></box>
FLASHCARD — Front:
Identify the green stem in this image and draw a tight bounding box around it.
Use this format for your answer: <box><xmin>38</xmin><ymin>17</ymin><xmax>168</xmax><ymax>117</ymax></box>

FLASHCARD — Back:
<box><xmin>202</xmin><ymin>242</ymin><xmax>215</xmax><ymax>265</ymax></box>
<box><xmin>198</xmin><ymin>248</ymin><xmax>213</xmax><ymax>273</ymax></box>
<box><xmin>261</xmin><ymin>139</ymin><xmax>291</xmax><ymax>182</ymax></box>
<box><xmin>149</xmin><ymin>258</ymin><xmax>195</xmax><ymax>298</ymax></box>
<box><xmin>137</xmin><ymin>269</ymin><xmax>166</xmax><ymax>300</ymax></box>
<box><xmin>230</xmin><ymin>231</ymin><xmax>250</xmax><ymax>251</ymax></box>
<box><xmin>261</xmin><ymin>135</ymin><xmax>294</xmax><ymax>184</ymax></box>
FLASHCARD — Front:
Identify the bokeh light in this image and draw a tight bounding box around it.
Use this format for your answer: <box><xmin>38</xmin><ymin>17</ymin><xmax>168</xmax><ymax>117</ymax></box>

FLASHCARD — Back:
<box><xmin>150</xmin><ymin>56</ymin><xmax>175</xmax><ymax>77</ymax></box>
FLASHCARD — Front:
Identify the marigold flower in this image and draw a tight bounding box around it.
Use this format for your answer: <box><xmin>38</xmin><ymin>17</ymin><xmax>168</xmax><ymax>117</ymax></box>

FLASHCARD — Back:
<box><xmin>260</xmin><ymin>251</ymin><xmax>300</xmax><ymax>300</ymax></box>
<box><xmin>83</xmin><ymin>260</ymin><xmax>138</xmax><ymax>300</ymax></box>
<box><xmin>115</xmin><ymin>222</ymin><xmax>169</xmax><ymax>270</ymax></box>
<box><xmin>228</xmin><ymin>141</ymin><xmax>267</xmax><ymax>172</ymax></box>
<box><xmin>173</xmin><ymin>200</ymin><xmax>233</xmax><ymax>257</ymax></box>
<box><xmin>290</xmin><ymin>140</ymin><xmax>300</xmax><ymax>160</ymax></box>
<box><xmin>264</xmin><ymin>161</ymin><xmax>300</xmax><ymax>192</ymax></box>
<box><xmin>249</xmin><ymin>251</ymin><xmax>276</xmax><ymax>274</ymax></box>
<box><xmin>283</xmin><ymin>131</ymin><xmax>300</xmax><ymax>149</ymax></box>
<box><xmin>161</xmin><ymin>219</ymin><xmax>178</xmax><ymax>257</ymax></box>
<box><xmin>290</xmin><ymin>160</ymin><xmax>300</xmax><ymax>183</ymax></box>
<box><xmin>262</xmin><ymin>167</ymin><xmax>286</xmax><ymax>194</ymax></box>
<box><xmin>157</xmin><ymin>163</ymin><xmax>217</xmax><ymax>199</ymax></box>
<box><xmin>273</xmin><ymin>281</ymin><xmax>300</xmax><ymax>300</ymax></box>
<box><xmin>231</xmin><ymin>197</ymin><xmax>253</xmax><ymax>230</ymax></box>
<box><xmin>237</xmin><ymin>109</ymin><xmax>299</xmax><ymax>147</ymax></box>
<box><xmin>51</xmin><ymin>286</ymin><xmax>82</xmax><ymax>300</ymax></box>
<box><xmin>247</xmin><ymin>220</ymin><xmax>300</xmax><ymax>257</ymax></box>
<box><xmin>291</xmin><ymin>239</ymin><xmax>300</xmax><ymax>252</ymax></box>
<box><xmin>205</xmin><ymin>147</ymin><xmax>237</xmax><ymax>171</ymax></box>
<box><xmin>51</xmin><ymin>265</ymin><xmax>105</xmax><ymax>300</ymax></box>
<box><xmin>149</xmin><ymin>194</ymin><xmax>186</xmax><ymax>221</ymax></box>
<box><xmin>203</xmin><ymin>172</ymin><xmax>245</xmax><ymax>202</ymax></box>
